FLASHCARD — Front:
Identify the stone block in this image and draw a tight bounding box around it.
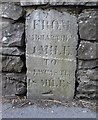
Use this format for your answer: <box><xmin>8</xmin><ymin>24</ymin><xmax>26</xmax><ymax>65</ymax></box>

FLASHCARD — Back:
<box><xmin>78</xmin><ymin>59</ymin><xmax>98</xmax><ymax>69</ymax></box>
<box><xmin>1</xmin><ymin>73</ymin><xmax>26</xmax><ymax>96</ymax></box>
<box><xmin>20</xmin><ymin>0</ymin><xmax>98</xmax><ymax>6</ymax></box>
<box><xmin>0</xmin><ymin>47</ymin><xmax>24</xmax><ymax>56</ymax></box>
<box><xmin>1</xmin><ymin>2</ymin><xmax>24</xmax><ymax>20</ymax></box>
<box><xmin>20</xmin><ymin>0</ymin><xmax>48</xmax><ymax>6</ymax></box>
<box><xmin>78</xmin><ymin>9</ymin><xmax>98</xmax><ymax>41</ymax></box>
<box><xmin>78</xmin><ymin>41</ymin><xmax>98</xmax><ymax>60</ymax></box>
<box><xmin>2</xmin><ymin>55</ymin><xmax>24</xmax><ymax>72</ymax></box>
<box><xmin>77</xmin><ymin>69</ymin><xmax>98</xmax><ymax>99</ymax></box>
<box><xmin>26</xmin><ymin>9</ymin><xmax>78</xmax><ymax>100</ymax></box>
<box><xmin>1</xmin><ymin>21</ymin><xmax>25</xmax><ymax>47</ymax></box>
<box><xmin>77</xmin><ymin>69</ymin><xmax>98</xmax><ymax>82</ymax></box>
<box><xmin>0</xmin><ymin>55</ymin><xmax>2</xmax><ymax>72</ymax></box>
<box><xmin>50</xmin><ymin>0</ymin><xmax>98</xmax><ymax>6</ymax></box>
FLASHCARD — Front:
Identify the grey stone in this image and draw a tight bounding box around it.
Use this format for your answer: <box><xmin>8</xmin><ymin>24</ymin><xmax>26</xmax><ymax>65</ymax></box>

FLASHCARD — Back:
<box><xmin>0</xmin><ymin>0</ymin><xmax>20</xmax><ymax>2</ymax></box>
<box><xmin>1</xmin><ymin>73</ymin><xmax>26</xmax><ymax>96</ymax></box>
<box><xmin>77</xmin><ymin>69</ymin><xmax>98</xmax><ymax>82</ymax></box>
<box><xmin>78</xmin><ymin>9</ymin><xmax>98</xmax><ymax>41</ymax></box>
<box><xmin>0</xmin><ymin>47</ymin><xmax>24</xmax><ymax>56</ymax></box>
<box><xmin>20</xmin><ymin>0</ymin><xmax>98</xmax><ymax>6</ymax></box>
<box><xmin>1</xmin><ymin>3</ymin><xmax>24</xmax><ymax>20</ymax></box>
<box><xmin>77</xmin><ymin>69</ymin><xmax>98</xmax><ymax>99</ymax></box>
<box><xmin>78</xmin><ymin>41</ymin><xmax>98</xmax><ymax>60</ymax></box>
<box><xmin>50</xmin><ymin>1</ymin><xmax>98</xmax><ymax>6</ymax></box>
<box><xmin>26</xmin><ymin>9</ymin><xmax>78</xmax><ymax>100</ymax></box>
<box><xmin>20</xmin><ymin>0</ymin><xmax>48</xmax><ymax>6</ymax></box>
<box><xmin>1</xmin><ymin>21</ymin><xmax>25</xmax><ymax>47</ymax></box>
<box><xmin>15</xmin><ymin>83</ymin><xmax>27</xmax><ymax>96</ymax></box>
<box><xmin>86</xmin><ymin>68</ymin><xmax>98</xmax><ymax>81</ymax></box>
<box><xmin>2</xmin><ymin>55</ymin><xmax>24</xmax><ymax>72</ymax></box>
<box><xmin>78</xmin><ymin>60</ymin><xmax>98</xmax><ymax>69</ymax></box>
<box><xmin>0</xmin><ymin>55</ymin><xmax>2</xmax><ymax>72</ymax></box>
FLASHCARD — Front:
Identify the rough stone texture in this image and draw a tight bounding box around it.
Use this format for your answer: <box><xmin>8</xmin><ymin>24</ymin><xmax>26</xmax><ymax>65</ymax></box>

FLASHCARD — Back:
<box><xmin>1</xmin><ymin>2</ymin><xmax>24</xmax><ymax>20</ymax></box>
<box><xmin>50</xmin><ymin>0</ymin><xmax>98</xmax><ymax>6</ymax></box>
<box><xmin>78</xmin><ymin>59</ymin><xmax>98</xmax><ymax>69</ymax></box>
<box><xmin>77</xmin><ymin>69</ymin><xmax>98</xmax><ymax>82</ymax></box>
<box><xmin>77</xmin><ymin>9</ymin><xmax>98</xmax><ymax>100</ymax></box>
<box><xmin>77</xmin><ymin>69</ymin><xmax>98</xmax><ymax>99</ymax></box>
<box><xmin>1</xmin><ymin>73</ymin><xmax>26</xmax><ymax>96</ymax></box>
<box><xmin>1</xmin><ymin>21</ymin><xmax>25</xmax><ymax>47</ymax></box>
<box><xmin>20</xmin><ymin>0</ymin><xmax>48</xmax><ymax>6</ymax></box>
<box><xmin>20</xmin><ymin>0</ymin><xmax>98</xmax><ymax>6</ymax></box>
<box><xmin>26</xmin><ymin>9</ymin><xmax>78</xmax><ymax>100</ymax></box>
<box><xmin>0</xmin><ymin>55</ymin><xmax>2</xmax><ymax>72</ymax></box>
<box><xmin>0</xmin><ymin>0</ymin><xmax>20</xmax><ymax>2</ymax></box>
<box><xmin>0</xmin><ymin>1</ymin><xmax>97</xmax><ymax>101</ymax></box>
<box><xmin>78</xmin><ymin>9</ymin><xmax>98</xmax><ymax>41</ymax></box>
<box><xmin>0</xmin><ymin>3</ymin><xmax>26</xmax><ymax>97</ymax></box>
<box><xmin>78</xmin><ymin>41</ymin><xmax>98</xmax><ymax>60</ymax></box>
<box><xmin>2</xmin><ymin>55</ymin><xmax>24</xmax><ymax>72</ymax></box>
<box><xmin>0</xmin><ymin>47</ymin><xmax>24</xmax><ymax>56</ymax></box>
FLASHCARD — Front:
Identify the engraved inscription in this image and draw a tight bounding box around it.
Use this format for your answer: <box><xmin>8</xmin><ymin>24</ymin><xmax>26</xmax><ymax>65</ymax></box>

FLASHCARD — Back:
<box><xmin>32</xmin><ymin>69</ymin><xmax>68</xmax><ymax>76</ymax></box>
<box><xmin>26</xmin><ymin>10</ymin><xmax>77</xmax><ymax>99</ymax></box>
<box><xmin>32</xmin><ymin>20</ymin><xmax>70</xmax><ymax>30</ymax></box>
<box><xmin>32</xmin><ymin>35</ymin><xmax>71</xmax><ymax>41</ymax></box>
<box><xmin>44</xmin><ymin>59</ymin><xmax>57</xmax><ymax>65</ymax></box>
<box><xmin>32</xmin><ymin>45</ymin><xmax>72</xmax><ymax>56</ymax></box>
<box><xmin>41</xmin><ymin>79</ymin><xmax>66</xmax><ymax>87</ymax></box>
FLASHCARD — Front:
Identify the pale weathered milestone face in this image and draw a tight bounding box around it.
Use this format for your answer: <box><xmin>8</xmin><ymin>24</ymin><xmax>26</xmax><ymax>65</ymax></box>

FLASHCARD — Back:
<box><xmin>26</xmin><ymin>9</ymin><xmax>78</xmax><ymax>100</ymax></box>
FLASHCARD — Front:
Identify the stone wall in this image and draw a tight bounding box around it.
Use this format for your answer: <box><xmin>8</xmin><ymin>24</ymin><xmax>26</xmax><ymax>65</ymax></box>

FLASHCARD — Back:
<box><xmin>0</xmin><ymin>3</ymin><xmax>26</xmax><ymax>97</ymax></box>
<box><xmin>0</xmin><ymin>1</ymin><xmax>98</xmax><ymax>100</ymax></box>
<box><xmin>77</xmin><ymin>9</ymin><xmax>98</xmax><ymax>99</ymax></box>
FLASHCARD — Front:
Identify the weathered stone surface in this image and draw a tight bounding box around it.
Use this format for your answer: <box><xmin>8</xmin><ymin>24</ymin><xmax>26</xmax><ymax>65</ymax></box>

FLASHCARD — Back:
<box><xmin>0</xmin><ymin>73</ymin><xmax>2</xmax><ymax>96</ymax></box>
<box><xmin>20</xmin><ymin>0</ymin><xmax>48</xmax><ymax>6</ymax></box>
<box><xmin>20</xmin><ymin>0</ymin><xmax>98</xmax><ymax>6</ymax></box>
<box><xmin>50</xmin><ymin>0</ymin><xmax>98</xmax><ymax>6</ymax></box>
<box><xmin>0</xmin><ymin>0</ymin><xmax>20</xmax><ymax>2</ymax></box>
<box><xmin>1</xmin><ymin>3</ymin><xmax>24</xmax><ymax>20</ymax></box>
<box><xmin>77</xmin><ymin>82</ymin><xmax>97</xmax><ymax>99</ymax></box>
<box><xmin>78</xmin><ymin>41</ymin><xmax>98</xmax><ymax>60</ymax></box>
<box><xmin>78</xmin><ymin>60</ymin><xmax>98</xmax><ymax>69</ymax></box>
<box><xmin>26</xmin><ymin>9</ymin><xmax>78</xmax><ymax>100</ymax></box>
<box><xmin>77</xmin><ymin>69</ymin><xmax>98</xmax><ymax>99</ymax></box>
<box><xmin>78</xmin><ymin>9</ymin><xmax>98</xmax><ymax>41</ymax></box>
<box><xmin>2</xmin><ymin>55</ymin><xmax>24</xmax><ymax>72</ymax></box>
<box><xmin>0</xmin><ymin>47</ymin><xmax>24</xmax><ymax>56</ymax></box>
<box><xmin>1</xmin><ymin>73</ymin><xmax>26</xmax><ymax>96</ymax></box>
<box><xmin>0</xmin><ymin>56</ymin><xmax>1</xmax><ymax>73</ymax></box>
<box><xmin>77</xmin><ymin>69</ymin><xmax>98</xmax><ymax>81</ymax></box>
<box><xmin>1</xmin><ymin>21</ymin><xmax>25</xmax><ymax>47</ymax></box>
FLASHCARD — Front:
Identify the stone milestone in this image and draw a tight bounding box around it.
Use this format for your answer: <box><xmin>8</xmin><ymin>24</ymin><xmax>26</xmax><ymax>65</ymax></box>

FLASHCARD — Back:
<box><xmin>26</xmin><ymin>9</ymin><xmax>78</xmax><ymax>100</ymax></box>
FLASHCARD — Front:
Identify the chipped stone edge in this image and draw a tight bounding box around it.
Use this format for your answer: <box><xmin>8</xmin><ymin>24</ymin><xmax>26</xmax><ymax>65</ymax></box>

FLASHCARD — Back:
<box><xmin>20</xmin><ymin>2</ymin><xmax>98</xmax><ymax>6</ymax></box>
<box><xmin>1</xmin><ymin>0</ymin><xmax>98</xmax><ymax>6</ymax></box>
<box><xmin>53</xmin><ymin>2</ymin><xmax>98</xmax><ymax>6</ymax></box>
<box><xmin>0</xmin><ymin>3</ymin><xmax>2</xmax><ymax>120</ymax></box>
